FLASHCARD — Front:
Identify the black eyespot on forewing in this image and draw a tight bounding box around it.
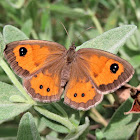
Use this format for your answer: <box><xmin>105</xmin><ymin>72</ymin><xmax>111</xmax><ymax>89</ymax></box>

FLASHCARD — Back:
<box><xmin>110</xmin><ymin>63</ymin><xmax>119</xmax><ymax>74</ymax></box>
<box><xmin>19</xmin><ymin>47</ymin><xmax>27</xmax><ymax>56</ymax></box>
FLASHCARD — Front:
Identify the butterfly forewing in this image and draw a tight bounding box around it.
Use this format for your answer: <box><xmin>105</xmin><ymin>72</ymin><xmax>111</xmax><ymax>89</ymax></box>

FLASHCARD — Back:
<box><xmin>4</xmin><ymin>40</ymin><xmax>66</xmax><ymax>78</ymax></box>
<box><xmin>77</xmin><ymin>48</ymin><xmax>134</xmax><ymax>94</ymax></box>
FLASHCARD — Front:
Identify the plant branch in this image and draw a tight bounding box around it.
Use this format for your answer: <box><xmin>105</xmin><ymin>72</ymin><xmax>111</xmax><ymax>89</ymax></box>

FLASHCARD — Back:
<box><xmin>88</xmin><ymin>9</ymin><xmax>104</xmax><ymax>34</ymax></box>
<box><xmin>0</xmin><ymin>59</ymin><xmax>35</xmax><ymax>104</ymax></box>
<box><xmin>90</xmin><ymin>108</ymin><xmax>108</xmax><ymax>127</ymax></box>
<box><xmin>52</xmin><ymin>103</ymin><xmax>68</xmax><ymax>118</ymax></box>
<box><xmin>34</xmin><ymin>106</ymin><xmax>76</xmax><ymax>132</ymax></box>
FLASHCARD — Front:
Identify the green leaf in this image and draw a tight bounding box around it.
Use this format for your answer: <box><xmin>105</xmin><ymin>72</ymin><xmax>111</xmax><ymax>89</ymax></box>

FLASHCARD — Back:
<box><xmin>0</xmin><ymin>136</ymin><xmax>16</xmax><ymax>140</ymax></box>
<box><xmin>3</xmin><ymin>25</ymin><xmax>29</xmax><ymax>44</ymax></box>
<box><xmin>35</xmin><ymin>101</ymin><xmax>79</xmax><ymax>133</ymax></box>
<box><xmin>6</xmin><ymin>0</ymin><xmax>25</xmax><ymax>9</ymax></box>
<box><xmin>41</xmin><ymin>117</ymin><xmax>69</xmax><ymax>133</ymax></box>
<box><xmin>57</xmin><ymin>100</ymin><xmax>80</xmax><ymax>127</ymax></box>
<box><xmin>95</xmin><ymin>129</ymin><xmax>104</xmax><ymax>140</ymax></box>
<box><xmin>47</xmin><ymin>3</ymin><xmax>87</xmax><ymax>18</ymax></box>
<box><xmin>46</xmin><ymin>135</ymin><xmax>60</xmax><ymax>140</ymax></box>
<box><xmin>65</xmin><ymin>23</ymin><xmax>74</xmax><ymax>49</ymax></box>
<box><xmin>35</xmin><ymin>117</ymin><xmax>47</xmax><ymax>133</ymax></box>
<box><xmin>40</xmin><ymin>10</ymin><xmax>52</xmax><ymax>41</ymax></box>
<box><xmin>52</xmin><ymin>102</ymin><xmax>68</xmax><ymax>118</ymax></box>
<box><xmin>35</xmin><ymin>102</ymin><xmax>79</xmax><ymax>134</ymax></box>
<box><xmin>17</xmin><ymin>112</ymin><xmax>41</xmax><ymax>140</ymax></box>
<box><xmin>0</xmin><ymin>125</ymin><xmax>17</xmax><ymax>137</ymax></box>
<box><xmin>37</xmin><ymin>103</ymin><xmax>68</xmax><ymax>119</ymax></box>
<box><xmin>0</xmin><ymin>32</ymin><xmax>5</xmax><ymax>57</ymax></box>
<box><xmin>41</xmin><ymin>10</ymin><xmax>49</xmax><ymax>31</ymax></box>
<box><xmin>0</xmin><ymin>59</ymin><xmax>35</xmax><ymax>104</ymax></box>
<box><xmin>126</xmin><ymin>35</ymin><xmax>139</xmax><ymax>51</ymax></box>
<box><xmin>129</xmin><ymin>72</ymin><xmax>140</xmax><ymax>87</ymax></box>
<box><xmin>102</xmin><ymin>98</ymin><xmax>140</xmax><ymax>140</ymax></box>
<box><xmin>104</xmin><ymin>8</ymin><xmax>119</xmax><ymax>31</ymax></box>
<box><xmin>34</xmin><ymin>106</ymin><xmax>75</xmax><ymax>132</ymax></box>
<box><xmin>0</xmin><ymin>81</ymin><xmax>31</xmax><ymax>123</ymax></box>
<box><xmin>9</xmin><ymin>95</ymin><xmax>27</xmax><ymax>103</ymax></box>
<box><xmin>129</xmin><ymin>55</ymin><xmax>140</xmax><ymax>68</ymax></box>
<box><xmin>47</xmin><ymin>129</ymin><xmax>58</xmax><ymax>137</ymax></box>
<box><xmin>21</xmin><ymin>19</ymin><xmax>33</xmax><ymax>37</ymax></box>
<box><xmin>76</xmin><ymin>25</ymin><xmax>137</xmax><ymax>54</ymax></box>
<box><xmin>64</xmin><ymin>117</ymin><xmax>89</xmax><ymax>140</ymax></box>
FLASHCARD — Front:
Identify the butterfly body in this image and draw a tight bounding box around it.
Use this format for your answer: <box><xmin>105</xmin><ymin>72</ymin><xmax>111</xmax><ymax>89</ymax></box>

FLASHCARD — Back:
<box><xmin>4</xmin><ymin>40</ymin><xmax>134</xmax><ymax>110</ymax></box>
<box><xmin>65</xmin><ymin>45</ymin><xmax>76</xmax><ymax>63</ymax></box>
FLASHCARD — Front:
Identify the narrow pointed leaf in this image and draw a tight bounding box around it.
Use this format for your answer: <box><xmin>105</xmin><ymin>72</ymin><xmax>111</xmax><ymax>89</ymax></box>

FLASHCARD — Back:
<box><xmin>76</xmin><ymin>25</ymin><xmax>137</xmax><ymax>54</ymax></box>
<box><xmin>64</xmin><ymin>117</ymin><xmax>89</xmax><ymax>140</ymax></box>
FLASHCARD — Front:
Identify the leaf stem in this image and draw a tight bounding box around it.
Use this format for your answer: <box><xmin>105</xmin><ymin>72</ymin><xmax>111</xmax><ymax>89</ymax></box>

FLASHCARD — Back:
<box><xmin>106</xmin><ymin>94</ymin><xmax>115</xmax><ymax>105</ymax></box>
<box><xmin>52</xmin><ymin>103</ymin><xmax>68</xmax><ymax>118</ymax></box>
<box><xmin>34</xmin><ymin>106</ymin><xmax>76</xmax><ymax>132</ymax></box>
<box><xmin>90</xmin><ymin>108</ymin><xmax>108</xmax><ymax>127</ymax></box>
<box><xmin>88</xmin><ymin>9</ymin><xmax>104</xmax><ymax>34</ymax></box>
<box><xmin>0</xmin><ymin>59</ymin><xmax>35</xmax><ymax>104</ymax></box>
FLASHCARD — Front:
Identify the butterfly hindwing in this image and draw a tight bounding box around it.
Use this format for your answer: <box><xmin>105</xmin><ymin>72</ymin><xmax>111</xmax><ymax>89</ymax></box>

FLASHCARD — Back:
<box><xmin>24</xmin><ymin>56</ymin><xmax>65</xmax><ymax>102</ymax></box>
<box><xmin>4</xmin><ymin>40</ymin><xmax>66</xmax><ymax>78</ymax></box>
<box><xmin>64</xmin><ymin>61</ymin><xmax>103</xmax><ymax>110</ymax></box>
<box><xmin>77</xmin><ymin>48</ymin><xmax>134</xmax><ymax>94</ymax></box>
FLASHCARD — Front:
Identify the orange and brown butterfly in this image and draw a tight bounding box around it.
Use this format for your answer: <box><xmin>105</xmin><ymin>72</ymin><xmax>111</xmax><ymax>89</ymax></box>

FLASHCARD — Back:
<box><xmin>4</xmin><ymin>40</ymin><xmax>134</xmax><ymax>110</ymax></box>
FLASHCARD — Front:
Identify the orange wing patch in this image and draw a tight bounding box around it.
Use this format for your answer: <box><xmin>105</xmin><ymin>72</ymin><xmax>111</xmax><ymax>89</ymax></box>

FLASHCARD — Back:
<box><xmin>30</xmin><ymin>72</ymin><xmax>59</xmax><ymax>96</ymax></box>
<box><xmin>66</xmin><ymin>80</ymin><xmax>95</xmax><ymax>103</ymax></box>
<box><xmin>84</xmin><ymin>55</ymin><xmax>109</xmax><ymax>76</ymax></box>
<box><xmin>64</xmin><ymin>78</ymin><xmax>103</xmax><ymax>110</ymax></box>
<box><xmin>13</xmin><ymin>44</ymin><xmax>50</xmax><ymax>73</ymax></box>
<box><xmin>88</xmin><ymin>58</ymin><xmax>124</xmax><ymax>86</ymax></box>
<box><xmin>24</xmin><ymin>70</ymin><xmax>63</xmax><ymax>102</ymax></box>
<box><xmin>4</xmin><ymin>40</ymin><xmax>66</xmax><ymax>78</ymax></box>
<box><xmin>77</xmin><ymin>48</ymin><xmax>134</xmax><ymax>93</ymax></box>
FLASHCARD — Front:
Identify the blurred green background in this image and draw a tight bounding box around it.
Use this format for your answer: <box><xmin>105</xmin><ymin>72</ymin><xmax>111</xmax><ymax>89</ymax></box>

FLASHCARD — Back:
<box><xmin>0</xmin><ymin>0</ymin><xmax>140</xmax><ymax>86</ymax></box>
<box><xmin>0</xmin><ymin>0</ymin><xmax>140</xmax><ymax>140</ymax></box>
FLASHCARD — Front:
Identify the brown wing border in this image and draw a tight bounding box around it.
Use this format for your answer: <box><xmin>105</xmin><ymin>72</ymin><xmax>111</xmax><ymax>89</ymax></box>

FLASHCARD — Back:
<box><xmin>4</xmin><ymin>40</ymin><xmax>66</xmax><ymax>78</ymax></box>
<box><xmin>77</xmin><ymin>48</ymin><xmax>134</xmax><ymax>94</ymax></box>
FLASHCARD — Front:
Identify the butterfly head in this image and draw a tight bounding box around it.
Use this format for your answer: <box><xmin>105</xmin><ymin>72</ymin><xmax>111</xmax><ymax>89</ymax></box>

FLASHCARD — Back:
<box><xmin>65</xmin><ymin>43</ymin><xmax>76</xmax><ymax>63</ymax></box>
<box><xmin>69</xmin><ymin>42</ymin><xmax>76</xmax><ymax>50</ymax></box>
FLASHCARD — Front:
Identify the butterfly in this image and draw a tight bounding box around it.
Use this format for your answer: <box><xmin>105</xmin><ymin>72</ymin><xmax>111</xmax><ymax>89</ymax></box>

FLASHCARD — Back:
<box><xmin>4</xmin><ymin>40</ymin><xmax>134</xmax><ymax>110</ymax></box>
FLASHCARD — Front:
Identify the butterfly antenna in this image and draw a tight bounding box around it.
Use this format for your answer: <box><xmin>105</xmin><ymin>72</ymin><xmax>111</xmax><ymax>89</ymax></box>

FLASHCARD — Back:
<box><xmin>73</xmin><ymin>27</ymin><xmax>94</xmax><ymax>46</ymax></box>
<box><xmin>59</xmin><ymin>21</ymin><xmax>73</xmax><ymax>45</ymax></box>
